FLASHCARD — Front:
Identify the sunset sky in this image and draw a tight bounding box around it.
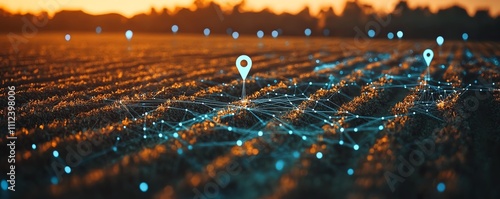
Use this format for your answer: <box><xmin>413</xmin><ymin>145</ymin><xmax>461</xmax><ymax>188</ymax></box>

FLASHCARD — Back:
<box><xmin>1</xmin><ymin>0</ymin><xmax>499</xmax><ymax>17</ymax></box>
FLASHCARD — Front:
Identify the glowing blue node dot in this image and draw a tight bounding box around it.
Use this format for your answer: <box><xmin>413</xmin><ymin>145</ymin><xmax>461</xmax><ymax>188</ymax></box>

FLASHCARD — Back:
<box><xmin>354</xmin><ymin>128</ymin><xmax>358</xmax><ymax>132</ymax></box>
<box><xmin>288</xmin><ymin>130</ymin><xmax>293</xmax><ymax>134</ymax></box>
<box><xmin>368</xmin><ymin>29</ymin><xmax>375</xmax><ymax>38</ymax></box>
<box><xmin>339</xmin><ymin>140</ymin><xmax>344</xmax><ymax>145</ymax></box>
<box><xmin>347</xmin><ymin>168</ymin><xmax>354</xmax><ymax>175</ymax></box>
<box><xmin>203</xmin><ymin>28</ymin><xmax>210</xmax><ymax>36</ymax></box>
<box><xmin>257</xmin><ymin>30</ymin><xmax>264</xmax><ymax>38</ymax></box>
<box><xmin>32</xmin><ymin>144</ymin><xmax>37</xmax><ymax>150</ymax></box>
<box><xmin>64</xmin><ymin>166</ymin><xmax>71</xmax><ymax>174</ymax></box>
<box><xmin>171</xmin><ymin>25</ymin><xmax>179</xmax><ymax>33</ymax></box>
<box><xmin>293</xmin><ymin>151</ymin><xmax>300</xmax><ymax>158</ymax></box>
<box><xmin>232</xmin><ymin>32</ymin><xmax>239</xmax><ymax>39</ymax></box>
<box><xmin>143</xmin><ymin>135</ymin><xmax>147</xmax><ymax>139</ymax></box>
<box><xmin>316</xmin><ymin>152</ymin><xmax>323</xmax><ymax>159</ymax></box>
<box><xmin>177</xmin><ymin>148</ymin><xmax>183</xmax><ymax>155</ymax></box>
<box><xmin>125</xmin><ymin>30</ymin><xmax>133</xmax><ymax>40</ymax></box>
<box><xmin>139</xmin><ymin>182</ymin><xmax>148</xmax><ymax>192</ymax></box>
<box><xmin>302</xmin><ymin>136</ymin><xmax>306</xmax><ymax>140</ymax></box>
<box><xmin>64</xmin><ymin>34</ymin><xmax>70</xmax><ymax>41</ymax></box>
<box><xmin>462</xmin><ymin>33</ymin><xmax>469</xmax><ymax>41</ymax></box>
<box><xmin>437</xmin><ymin>182</ymin><xmax>446</xmax><ymax>192</ymax></box>
<box><xmin>96</xmin><ymin>26</ymin><xmax>102</xmax><ymax>34</ymax></box>
<box><xmin>397</xmin><ymin>31</ymin><xmax>403</xmax><ymax>39</ymax></box>
<box><xmin>173</xmin><ymin>133</ymin><xmax>179</xmax><ymax>138</ymax></box>
<box><xmin>158</xmin><ymin>133</ymin><xmax>163</xmax><ymax>138</ymax></box>
<box><xmin>53</xmin><ymin>150</ymin><xmax>59</xmax><ymax>158</ymax></box>
<box><xmin>188</xmin><ymin>145</ymin><xmax>193</xmax><ymax>150</ymax></box>
<box><xmin>236</xmin><ymin>140</ymin><xmax>243</xmax><ymax>146</ymax></box>
<box><xmin>340</xmin><ymin>127</ymin><xmax>345</xmax><ymax>133</ymax></box>
<box><xmin>1</xmin><ymin>180</ymin><xmax>7</xmax><ymax>190</ymax></box>
<box><xmin>353</xmin><ymin>144</ymin><xmax>359</xmax><ymax>150</ymax></box>
<box><xmin>51</xmin><ymin>176</ymin><xmax>59</xmax><ymax>184</ymax></box>
<box><xmin>112</xmin><ymin>146</ymin><xmax>117</xmax><ymax>152</ymax></box>
<box><xmin>379</xmin><ymin>125</ymin><xmax>384</xmax><ymax>130</ymax></box>
<box><xmin>258</xmin><ymin>131</ymin><xmax>263</xmax><ymax>136</ymax></box>
<box><xmin>275</xmin><ymin>160</ymin><xmax>285</xmax><ymax>171</ymax></box>
<box><xmin>272</xmin><ymin>30</ymin><xmax>278</xmax><ymax>38</ymax></box>
<box><xmin>304</xmin><ymin>28</ymin><xmax>311</xmax><ymax>36</ymax></box>
<box><xmin>387</xmin><ymin>32</ymin><xmax>394</xmax><ymax>40</ymax></box>
<box><xmin>228</xmin><ymin>127</ymin><xmax>233</xmax><ymax>131</ymax></box>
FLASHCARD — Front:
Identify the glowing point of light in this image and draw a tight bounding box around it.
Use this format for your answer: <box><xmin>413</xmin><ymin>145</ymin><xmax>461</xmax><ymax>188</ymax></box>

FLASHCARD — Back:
<box><xmin>203</xmin><ymin>28</ymin><xmax>210</xmax><ymax>36</ymax></box>
<box><xmin>228</xmin><ymin>126</ymin><xmax>233</xmax><ymax>131</ymax></box>
<box><xmin>316</xmin><ymin>152</ymin><xmax>323</xmax><ymax>159</ymax></box>
<box><xmin>379</xmin><ymin>125</ymin><xmax>384</xmax><ymax>130</ymax></box>
<box><xmin>288</xmin><ymin>130</ymin><xmax>293</xmax><ymax>134</ymax></box>
<box><xmin>65</xmin><ymin>34</ymin><xmax>70</xmax><ymax>41</ymax></box>
<box><xmin>64</xmin><ymin>166</ymin><xmax>71</xmax><ymax>174</ymax></box>
<box><xmin>257</xmin><ymin>30</ymin><xmax>264</xmax><ymax>38</ymax></box>
<box><xmin>347</xmin><ymin>168</ymin><xmax>354</xmax><ymax>175</ymax></box>
<box><xmin>50</xmin><ymin>176</ymin><xmax>58</xmax><ymax>184</ymax></box>
<box><xmin>1</xmin><ymin>180</ymin><xmax>7</xmax><ymax>190</ymax></box>
<box><xmin>275</xmin><ymin>160</ymin><xmax>285</xmax><ymax>171</ymax></box>
<box><xmin>354</xmin><ymin>128</ymin><xmax>358</xmax><ymax>132</ymax></box>
<box><xmin>96</xmin><ymin>26</ymin><xmax>102</xmax><ymax>34</ymax></box>
<box><xmin>258</xmin><ymin>131</ymin><xmax>263</xmax><ymax>136</ymax></box>
<box><xmin>139</xmin><ymin>182</ymin><xmax>148</xmax><ymax>192</ymax></box>
<box><xmin>188</xmin><ymin>145</ymin><xmax>193</xmax><ymax>150</ymax></box>
<box><xmin>125</xmin><ymin>30</ymin><xmax>133</xmax><ymax>40</ymax></box>
<box><xmin>232</xmin><ymin>31</ymin><xmax>239</xmax><ymax>39</ymax></box>
<box><xmin>437</xmin><ymin>182</ymin><xmax>446</xmax><ymax>192</ymax></box>
<box><xmin>302</xmin><ymin>136</ymin><xmax>306</xmax><ymax>140</ymax></box>
<box><xmin>173</xmin><ymin>133</ymin><xmax>179</xmax><ymax>138</ymax></box>
<box><xmin>462</xmin><ymin>33</ymin><xmax>469</xmax><ymax>41</ymax></box>
<box><xmin>323</xmin><ymin>29</ymin><xmax>330</xmax><ymax>36</ymax></box>
<box><xmin>177</xmin><ymin>148</ymin><xmax>183</xmax><ymax>155</ymax></box>
<box><xmin>236</xmin><ymin>140</ymin><xmax>242</xmax><ymax>146</ymax></box>
<box><xmin>397</xmin><ymin>31</ymin><xmax>403</xmax><ymax>39</ymax></box>
<box><xmin>340</xmin><ymin>127</ymin><xmax>345</xmax><ymax>132</ymax></box>
<box><xmin>32</xmin><ymin>144</ymin><xmax>36</xmax><ymax>150</ymax></box>
<box><xmin>368</xmin><ymin>29</ymin><xmax>375</xmax><ymax>38</ymax></box>
<box><xmin>171</xmin><ymin>25</ymin><xmax>179</xmax><ymax>33</ymax></box>
<box><xmin>353</xmin><ymin>144</ymin><xmax>359</xmax><ymax>150</ymax></box>
<box><xmin>293</xmin><ymin>151</ymin><xmax>300</xmax><ymax>158</ymax></box>
<box><xmin>436</xmin><ymin>36</ymin><xmax>444</xmax><ymax>46</ymax></box>
<box><xmin>304</xmin><ymin>28</ymin><xmax>311</xmax><ymax>37</ymax></box>
<box><xmin>272</xmin><ymin>30</ymin><xmax>278</xmax><ymax>38</ymax></box>
<box><xmin>112</xmin><ymin>146</ymin><xmax>117</xmax><ymax>152</ymax></box>
<box><xmin>53</xmin><ymin>150</ymin><xmax>59</xmax><ymax>158</ymax></box>
<box><xmin>387</xmin><ymin>32</ymin><xmax>394</xmax><ymax>40</ymax></box>
<box><xmin>339</xmin><ymin>140</ymin><xmax>344</xmax><ymax>145</ymax></box>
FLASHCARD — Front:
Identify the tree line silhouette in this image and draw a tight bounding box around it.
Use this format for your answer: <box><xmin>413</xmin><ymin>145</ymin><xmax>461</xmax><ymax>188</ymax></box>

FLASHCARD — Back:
<box><xmin>1</xmin><ymin>0</ymin><xmax>499</xmax><ymax>40</ymax></box>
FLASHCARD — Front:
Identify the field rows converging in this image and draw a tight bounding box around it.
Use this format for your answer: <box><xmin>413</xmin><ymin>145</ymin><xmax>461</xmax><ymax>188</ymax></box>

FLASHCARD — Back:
<box><xmin>0</xmin><ymin>34</ymin><xmax>499</xmax><ymax>199</ymax></box>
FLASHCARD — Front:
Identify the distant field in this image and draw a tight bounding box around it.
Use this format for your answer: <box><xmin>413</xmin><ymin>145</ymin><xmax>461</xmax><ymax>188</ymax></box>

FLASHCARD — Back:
<box><xmin>1</xmin><ymin>33</ymin><xmax>500</xmax><ymax>199</ymax></box>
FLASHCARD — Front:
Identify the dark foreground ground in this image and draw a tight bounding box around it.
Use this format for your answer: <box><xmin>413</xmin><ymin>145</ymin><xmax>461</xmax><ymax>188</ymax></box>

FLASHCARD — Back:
<box><xmin>1</xmin><ymin>33</ymin><xmax>500</xmax><ymax>199</ymax></box>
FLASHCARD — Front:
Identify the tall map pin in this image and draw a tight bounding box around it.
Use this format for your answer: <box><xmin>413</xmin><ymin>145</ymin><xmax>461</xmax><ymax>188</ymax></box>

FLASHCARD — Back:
<box><xmin>236</xmin><ymin>55</ymin><xmax>252</xmax><ymax>100</ymax></box>
<box><xmin>423</xmin><ymin>49</ymin><xmax>434</xmax><ymax>82</ymax></box>
<box><xmin>423</xmin><ymin>49</ymin><xmax>434</xmax><ymax>67</ymax></box>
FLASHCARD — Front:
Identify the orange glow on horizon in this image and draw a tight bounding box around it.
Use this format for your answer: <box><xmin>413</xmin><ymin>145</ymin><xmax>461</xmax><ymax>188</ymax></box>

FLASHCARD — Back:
<box><xmin>0</xmin><ymin>0</ymin><xmax>499</xmax><ymax>18</ymax></box>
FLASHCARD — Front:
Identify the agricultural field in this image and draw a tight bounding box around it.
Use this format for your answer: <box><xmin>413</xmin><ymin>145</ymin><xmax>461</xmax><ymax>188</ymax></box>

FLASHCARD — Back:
<box><xmin>1</xmin><ymin>33</ymin><xmax>500</xmax><ymax>199</ymax></box>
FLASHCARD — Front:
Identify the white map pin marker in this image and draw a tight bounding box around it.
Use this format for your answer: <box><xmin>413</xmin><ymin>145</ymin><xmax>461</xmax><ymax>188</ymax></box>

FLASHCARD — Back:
<box><xmin>236</xmin><ymin>55</ymin><xmax>252</xmax><ymax>80</ymax></box>
<box><xmin>236</xmin><ymin>55</ymin><xmax>252</xmax><ymax>101</ymax></box>
<box><xmin>423</xmin><ymin>49</ymin><xmax>434</xmax><ymax>67</ymax></box>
